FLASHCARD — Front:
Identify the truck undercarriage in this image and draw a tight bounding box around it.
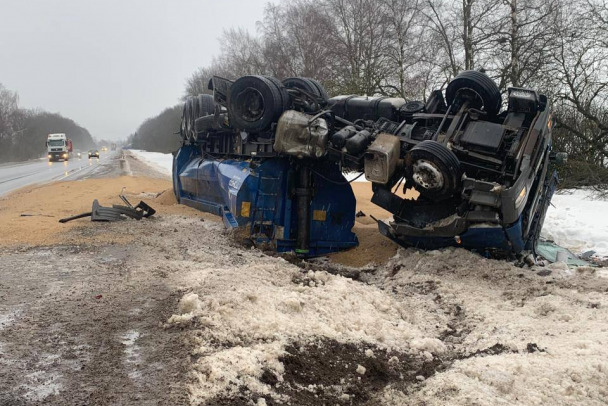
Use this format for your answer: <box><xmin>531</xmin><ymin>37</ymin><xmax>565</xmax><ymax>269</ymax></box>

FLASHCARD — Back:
<box><xmin>173</xmin><ymin>71</ymin><xmax>565</xmax><ymax>260</ymax></box>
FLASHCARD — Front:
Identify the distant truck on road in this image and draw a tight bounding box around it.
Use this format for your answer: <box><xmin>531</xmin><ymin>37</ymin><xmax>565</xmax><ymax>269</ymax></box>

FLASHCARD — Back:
<box><xmin>47</xmin><ymin>133</ymin><xmax>72</xmax><ymax>162</ymax></box>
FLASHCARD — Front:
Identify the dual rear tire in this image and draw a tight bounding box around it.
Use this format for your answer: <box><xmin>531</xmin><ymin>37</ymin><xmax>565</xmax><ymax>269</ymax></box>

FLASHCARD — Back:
<box><xmin>227</xmin><ymin>76</ymin><xmax>330</xmax><ymax>132</ymax></box>
<box><xmin>181</xmin><ymin>94</ymin><xmax>216</xmax><ymax>143</ymax></box>
<box><xmin>445</xmin><ymin>70</ymin><xmax>501</xmax><ymax>116</ymax></box>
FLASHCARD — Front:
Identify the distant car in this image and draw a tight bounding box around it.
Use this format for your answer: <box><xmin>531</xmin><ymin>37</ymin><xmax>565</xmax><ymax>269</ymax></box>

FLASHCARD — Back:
<box><xmin>101</xmin><ymin>146</ymin><xmax>108</xmax><ymax>152</ymax></box>
<box><xmin>88</xmin><ymin>150</ymin><xmax>99</xmax><ymax>158</ymax></box>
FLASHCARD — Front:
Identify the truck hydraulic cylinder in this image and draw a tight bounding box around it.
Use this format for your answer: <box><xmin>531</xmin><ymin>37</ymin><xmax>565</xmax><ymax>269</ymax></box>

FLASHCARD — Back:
<box><xmin>295</xmin><ymin>166</ymin><xmax>312</xmax><ymax>254</ymax></box>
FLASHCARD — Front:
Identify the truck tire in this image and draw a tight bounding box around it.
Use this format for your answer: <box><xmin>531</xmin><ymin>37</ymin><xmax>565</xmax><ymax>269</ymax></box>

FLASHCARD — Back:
<box><xmin>405</xmin><ymin>140</ymin><xmax>462</xmax><ymax>201</ymax></box>
<box><xmin>192</xmin><ymin>94</ymin><xmax>216</xmax><ymax>142</ymax></box>
<box><xmin>181</xmin><ymin>98</ymin><xmax>197</xmax><ymax>143</ymax></box>
<box><xmin>445</xmin><ymin>70</ymin><xmax>501</xmax><ymax>116</ymax></box>
<box><xmin>264</xmin><ymin>76</ymin><xmax>291</xmax><ymax>111</ymax></box>
<box><xmin>307</xmin><ymin>78</ymin><xmax>330</xmax><ymax>102</ymax></box>
<box><xmin>283</xmin><ymin>77</ymin><xmax>329</xmax><ymax>103</ymax></box>
<box><xmin>197</xmin><ymin>94</ymin><xmax>215</xmax><ymax>116</ymax></box>
<box><xmin>180</xmin><ymin>102</ymin><xmax>189</xmax><ymax>141</ymax></box>
<box><xmin>228</xmin><ymin>75</ymin><xmax>288</xmax><ymax>132</ymax></box>
<box><xmin>307</xmin><ymin>78</ymin><xmax>329</xmax><ymax>101</ymax></box>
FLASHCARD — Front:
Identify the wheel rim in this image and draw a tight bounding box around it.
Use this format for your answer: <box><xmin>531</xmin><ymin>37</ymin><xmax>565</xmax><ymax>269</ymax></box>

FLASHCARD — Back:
<box><xmin>412</xmin><ymin>159</ymin><xmax>445</xmax><ymax>190</ymax></box>
<box><xmin>234</xmin><ymin>87</ymin><xmax>265</xmax><ymax>122</ymax></box>
<box><xmin>455</xmin><ymin>86</ymin><xmax>484</xmax><ymax>109</ymax></box>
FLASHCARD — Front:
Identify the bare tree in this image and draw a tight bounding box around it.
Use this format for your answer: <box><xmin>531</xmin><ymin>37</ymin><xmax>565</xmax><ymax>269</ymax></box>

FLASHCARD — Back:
<box><xmin>486</xmin><ymin>0</ymin><xmax>561</xmax><ymax>90</ymax></box>
<box><xmin>260</xmin><ymin>1</ymin><xmax>338</xmax><ymax>81</ymax></box>
<box><xmin>460</xmin><ymin>0</ymin><xmax>505</xmax><ymax>70</ymax></box>
<box><xmin>183</xmin><ymin>67</ymin><xmax>214</xmax><ymax>100</ymax></box>
<box><xmin>183</xmin><ymin>61</ymin><xmax>235</xmax><ymax>100</ymax></box>
<box><xmin>323</xmin><ymin>0</ymin><xmax>392</xmax><ymax>95</ymax></box>
<box><xmin>379</xmin><ymin>0</ymin><xmax>431</xmax><ymax>99</ymax></box>
<box><xmin>216</xmin><ymin>28</ymin><xmax>269</xmax><ymax>78</ymax></box>
<box><xmin>0</xmin><ymin>84</ymin><xmax>25</xmax><ymax>161</ymax></box>
<box><xmin>422</xmin><ymin>0</ymin><xmax>461</xmax><ymax>79</ymax></box>
<box><xmin>551</xmin><ymin>0</ymin><xmax>608</xmax><ymax>165</ymax></box>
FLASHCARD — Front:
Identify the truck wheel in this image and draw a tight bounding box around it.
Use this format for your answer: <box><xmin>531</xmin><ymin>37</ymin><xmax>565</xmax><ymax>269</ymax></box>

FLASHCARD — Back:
<box><xmin>228</xmin><ymin>75</ymin><xmax>288</xmax><ymax>132</ymax></box>
<box><xmin>264</xmin><ymin>76</ymin><xmax>291</xmax><ymax>111</ymax></box>
<box><xmin>197</xmin><ymin>94</ymin><xmax>215</xmax><ymax>116</ymax></box>
<box><xmin>307</xmin><ymin>78</ymin><xmax>329</xmax><ymax>102</ymax></box>
<box><xmin>181</xmin><ymin>98</ymin><xmax>196</xmax><ymax>143</ymax></box>
<box><xmin>192</xmin><ymin>94</ymin><xmax>216</xmax><ymax>142</ymax></box>
<box><xmin>180</xmin><ymin>102</ymin><xmax>188</xmax><ymax>141</ymax></box>
<box><xmin>445</xmin><ymin>70</ymin><xmax>501</xmax><ymax>116</ymax></box>
<box><xmin>282</xmin><ymin>77</ymin><xmax>329</xmax><ymax>103</ymax></box>
<box><xmin>405</xmin><ymin>140</ymin><xmax>462</xmax><ymax>201</ymax></box>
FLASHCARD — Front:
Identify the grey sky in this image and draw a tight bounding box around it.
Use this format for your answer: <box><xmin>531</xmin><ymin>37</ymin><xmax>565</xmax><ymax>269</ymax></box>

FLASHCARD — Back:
<box><xmin>0</xmin><ymin>0</ymin><xmax>269</xmax><ymax>141</ymax></box>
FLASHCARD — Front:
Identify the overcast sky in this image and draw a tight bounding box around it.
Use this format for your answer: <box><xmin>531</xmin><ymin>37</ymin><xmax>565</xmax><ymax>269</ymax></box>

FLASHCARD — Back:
<box><xmin>0</xmin><ymin>0</ymin><xmax>269</xmax><ymax>141</ymax></box>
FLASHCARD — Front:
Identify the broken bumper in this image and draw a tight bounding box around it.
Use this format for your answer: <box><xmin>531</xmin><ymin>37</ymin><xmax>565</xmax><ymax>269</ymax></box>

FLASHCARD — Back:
<box><xmin>377</xmin><ymin>215</ymin><xmax>526</xmax><ymax>254</ymax></box>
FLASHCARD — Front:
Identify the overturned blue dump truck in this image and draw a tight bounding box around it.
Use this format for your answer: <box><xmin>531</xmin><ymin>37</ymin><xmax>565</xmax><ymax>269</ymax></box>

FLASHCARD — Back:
<box><xmin>173</xmin><ymin>72</ymin><xmax>565</xmax><ymax>259</ymax></box>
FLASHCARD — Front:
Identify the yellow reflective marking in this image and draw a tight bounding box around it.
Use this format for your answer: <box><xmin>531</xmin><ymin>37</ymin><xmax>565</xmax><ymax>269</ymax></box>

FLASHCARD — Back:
<box><xmin>241</xmin><ymin>201</ymin><xmax>251</xmax><ymax>218</ymax></box>
<box><xmin>313</xmin><ymin>210</ymin><xmax>327</xmax><ymax>221</ymax></box>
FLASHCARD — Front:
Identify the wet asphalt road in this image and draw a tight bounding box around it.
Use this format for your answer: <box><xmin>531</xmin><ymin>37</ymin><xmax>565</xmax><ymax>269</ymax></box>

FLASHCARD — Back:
<box><xmin>0</xmin><ymin>151</ymin><xmax>119</xmax><ymax>196</ymax></box>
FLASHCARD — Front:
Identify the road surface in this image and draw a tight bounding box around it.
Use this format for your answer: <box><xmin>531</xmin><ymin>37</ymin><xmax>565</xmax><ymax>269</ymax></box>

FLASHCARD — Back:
<box><xmin>0</xmin><ymin>152</ymin><xmax>189</xmax><ymax>405</ymax></box>
<box><xmin>0</xmin><ymin>151</ymin><xmax>119</xmax><ymax>196</ymax></box>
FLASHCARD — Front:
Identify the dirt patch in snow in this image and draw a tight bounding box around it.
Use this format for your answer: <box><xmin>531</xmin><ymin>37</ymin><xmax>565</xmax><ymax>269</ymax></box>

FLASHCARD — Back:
<box><xmin>206</xmin><ymin>339</ymin><xmax>447</xmax><ymax>405</ymax></box>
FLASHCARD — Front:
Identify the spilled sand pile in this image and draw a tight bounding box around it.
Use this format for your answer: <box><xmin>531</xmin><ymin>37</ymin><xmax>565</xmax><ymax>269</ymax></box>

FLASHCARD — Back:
<box><xmin>0</xmin><ymin>175</ymin><xmax>405</xmax><ymax>267</ymax></box>
<box><xmin>0</xmin><ymin>176</ymin><xmax>210</xmax><ymax>247</ymax></box>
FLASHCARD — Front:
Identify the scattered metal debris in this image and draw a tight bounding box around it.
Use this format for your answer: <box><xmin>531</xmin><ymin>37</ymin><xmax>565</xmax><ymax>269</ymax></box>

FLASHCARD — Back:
<box><xmin>581</xmin><ymin>250</ymin><xmax>596</xmax><ymax>260</ymax></box>
<box><xmin>119</xmin><ymin>189</ymin><xmax>156</xmax><ymax>218</ymax></box>
<box><xmin>59</xmin><ymin>195</ymin><xmax>156</xmax><ymax>224</ymax></box>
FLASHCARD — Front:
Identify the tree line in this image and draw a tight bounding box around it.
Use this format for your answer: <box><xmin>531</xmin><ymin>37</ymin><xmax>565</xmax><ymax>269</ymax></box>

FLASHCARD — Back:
<box><xmin>126</xmin><ymin>105</ymin><xmax>182</xmax><ymax>153</ymax></box>
<box><xmin>0</xmin><ymin>83</ymin><xmax>96</xmax><ymax>163</ymax></box>
<box><xmin>140</xmin><ymin>0</ymin><xmax>608</xmax><ymax>186</ymax></box>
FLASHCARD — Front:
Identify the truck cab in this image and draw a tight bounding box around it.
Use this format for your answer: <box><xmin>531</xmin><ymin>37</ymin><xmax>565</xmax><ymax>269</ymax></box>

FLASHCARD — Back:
<box><xmin>47</xmin><ymin>133</ymin><xmax>70</xmax><ymax>162</ymax></box>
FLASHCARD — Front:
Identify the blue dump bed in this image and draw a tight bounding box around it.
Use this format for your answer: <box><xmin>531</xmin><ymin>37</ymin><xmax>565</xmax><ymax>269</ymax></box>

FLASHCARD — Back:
<box><xmin>173</xmin><ymin>145</ymin><xmax>358</xmax><ymax>256</ymax></box>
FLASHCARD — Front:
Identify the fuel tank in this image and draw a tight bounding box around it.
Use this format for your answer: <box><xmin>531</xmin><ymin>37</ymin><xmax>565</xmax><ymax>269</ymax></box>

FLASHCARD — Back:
<box><xmin>329</xmin><ymin>95</ymin><xmax>406</xmax><ymax>122</ymax></box>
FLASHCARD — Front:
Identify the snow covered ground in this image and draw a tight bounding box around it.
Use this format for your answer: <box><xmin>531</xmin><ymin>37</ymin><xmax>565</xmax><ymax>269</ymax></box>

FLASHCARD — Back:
<box><xmin>159</xmin><ymin>216</ymin><xmax>608</xmax><ymax>405</ymax></box>
<box><xmin>130</xmin><ymin>149</ymin><xmax>608</xmax><ymax>257</ymax></box>
<box><xmin>129</xmin><ymin>149</ymin><xmax>173</xmax><ymax>176</ymax></box>
<box><xmin>543</xmin><ymin>189</ymin><xmax>608</xmax><ymax>257</ymax></box>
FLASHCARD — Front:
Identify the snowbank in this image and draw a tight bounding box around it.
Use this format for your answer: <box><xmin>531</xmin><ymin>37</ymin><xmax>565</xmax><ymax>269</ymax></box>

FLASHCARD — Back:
<box><xmin>129</xmin><ymin>150</ymin><xmax>172</xmax><ymax>176</ymax></box>
<box><xmin>343</xmin><ymin>171</ymin><xmax>369</xmax><ymax>182</ymax></box>
<box><xmin>542</xmin><ymin>189</ymin><xmax>608</xmax><ymax>256</ymax></box>
<box><xmin>160</xmin><ymin>217</ymin><xmax>447</xmax><ymax>404</ymax></box>
<box><xmin>158</xmin><ymin>217</ymin><xmax>608</xmax><ymax>404</ymax></box>
<box><xmin>373</xmin><ymin>247</ymin><xmax>608</xmax><ymax>406</ymax></box>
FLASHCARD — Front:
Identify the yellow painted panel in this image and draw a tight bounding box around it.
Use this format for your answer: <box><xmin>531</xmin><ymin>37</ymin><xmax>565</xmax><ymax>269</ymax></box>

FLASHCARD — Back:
<box><xmin>313</xmin><ymin>210</ymin><xmax>327</xmax><ymax>221</ymax></box>
<box><xmin>241</xmin><ymin>201</ymin><xmax>251</xmax><ymax>218</ymax></box>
